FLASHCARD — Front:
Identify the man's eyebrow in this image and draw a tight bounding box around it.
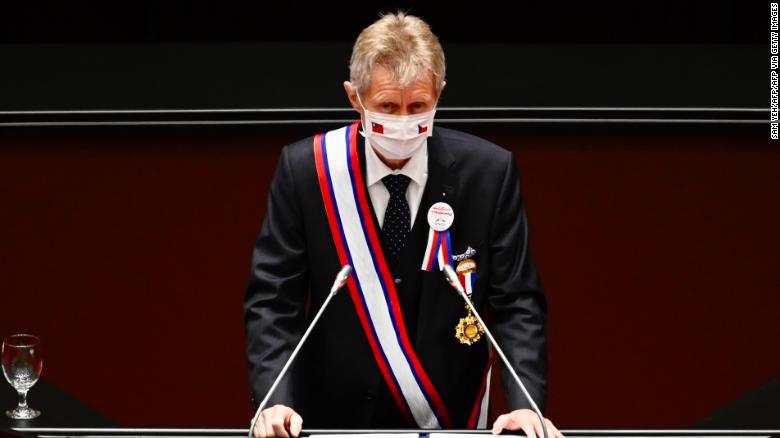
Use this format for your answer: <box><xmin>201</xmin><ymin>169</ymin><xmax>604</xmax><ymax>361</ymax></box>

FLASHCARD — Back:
<box><xmin>372</xmin><ymin>93</ymin><xmax>398</xmax><ymax>101</ymax></box>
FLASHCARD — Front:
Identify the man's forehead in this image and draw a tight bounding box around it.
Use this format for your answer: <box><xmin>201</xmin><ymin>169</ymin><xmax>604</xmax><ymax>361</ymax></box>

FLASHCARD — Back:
<box><xmin>366</xmin><ymin>67</ymin><xmax>436</xmax><ymax>97</ymax></box>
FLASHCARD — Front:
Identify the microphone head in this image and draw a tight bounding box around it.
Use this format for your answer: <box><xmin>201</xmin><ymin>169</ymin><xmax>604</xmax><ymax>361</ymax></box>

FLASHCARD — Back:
<box><xmin>442</xmin><ymin>264</ymin><xmax>465</xmax><ymax>294</ymax></box>
<box><xmin>338</xmin><ymin>264</ymin><xmax>352</xmax><ymax>282</ymax></box>
<box><xmin>331</xmin><ymin>264</ymin><xmax>352</xmax><ymax>294</ymax></box>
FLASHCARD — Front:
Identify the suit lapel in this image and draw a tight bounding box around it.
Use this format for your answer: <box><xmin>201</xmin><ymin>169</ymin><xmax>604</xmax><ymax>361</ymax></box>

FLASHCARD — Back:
<box><xmin>412</xmin><ymin>131</ymin><xmax>459</xmax><ymax>347</ymax></box>
<box><xmin>397</xmin><ymin>135</ymin><xmax>456</xmax><ymax>268</ymax></box>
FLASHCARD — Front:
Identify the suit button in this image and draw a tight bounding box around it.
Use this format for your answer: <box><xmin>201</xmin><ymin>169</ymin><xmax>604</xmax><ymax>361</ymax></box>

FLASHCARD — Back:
<box><xmin>364</xmin><ymin>391</ymin><xmax>374</xmax><ymax>401</ymax></box>
<box><xmin>394</xmin><ymin>278</ymin><xmax>402</xmax><ymax>284</ymax></box>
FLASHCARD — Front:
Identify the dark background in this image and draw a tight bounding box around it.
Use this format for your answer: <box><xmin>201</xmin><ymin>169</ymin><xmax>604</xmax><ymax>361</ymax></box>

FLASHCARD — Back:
<box><xmin>1</xmin><ymin>0</ymin><xmax>777</xmax><ymax>430</ymax></box>
<box><xmin>0</xmin><ymin>0</ymin><xmax>769</xmax><ymax>112</ymax></box>
<box><xmin>0</xmin><ymin>1</ymin><xmax>766</xmax><ymax>43</ymax></box>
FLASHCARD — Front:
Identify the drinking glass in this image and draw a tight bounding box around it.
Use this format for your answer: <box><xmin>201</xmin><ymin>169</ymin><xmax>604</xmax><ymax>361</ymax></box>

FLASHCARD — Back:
<box><xmin>2</xmin><ymin>334</ymin><xmax>43</xmax><ymax>419</ymax></box>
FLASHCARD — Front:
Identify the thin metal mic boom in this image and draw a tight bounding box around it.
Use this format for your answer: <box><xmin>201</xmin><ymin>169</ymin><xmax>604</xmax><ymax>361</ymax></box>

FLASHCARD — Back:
<box><xmin>442</xmin><ymin>264</ymin><xmax>548</xmax><ymax>438</ymax></box>
<box><xmin>247</xmin><ymin>265</ymin><xmax>352</xmax><ymax>438</ymax></box>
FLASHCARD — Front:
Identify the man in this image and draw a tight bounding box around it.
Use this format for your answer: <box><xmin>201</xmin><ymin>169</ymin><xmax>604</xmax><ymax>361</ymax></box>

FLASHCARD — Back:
<box><xmin>244</xmin><ymin>12</ymin><xmax>561</xmax><ymax>438</ymax></box>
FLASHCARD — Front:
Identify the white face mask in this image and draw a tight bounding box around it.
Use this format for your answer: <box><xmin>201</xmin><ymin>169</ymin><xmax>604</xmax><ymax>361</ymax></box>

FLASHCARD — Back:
<box><xmin>356</xmin><ymin>92</ymin><xmax>436</xmax><ymax>161</ymax></box>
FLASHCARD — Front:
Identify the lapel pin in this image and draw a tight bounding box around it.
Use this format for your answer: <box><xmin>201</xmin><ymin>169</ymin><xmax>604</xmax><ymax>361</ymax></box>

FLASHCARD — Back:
<box><xmin>453</xmin><ymin>246</ymin><xmax>476</xmax><ymax>262</ymax></box>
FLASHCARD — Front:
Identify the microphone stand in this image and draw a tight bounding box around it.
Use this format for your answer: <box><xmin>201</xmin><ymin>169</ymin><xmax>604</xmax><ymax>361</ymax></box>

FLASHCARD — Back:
<box><xmin>443</xmin><ymin>264</ymin><xmax>548</xmax><ymax>438</ymax></box>
<box><xmin>248</xmin><ymin>265</ymin><xmax>352</xmax><ymax>438</ymax></box>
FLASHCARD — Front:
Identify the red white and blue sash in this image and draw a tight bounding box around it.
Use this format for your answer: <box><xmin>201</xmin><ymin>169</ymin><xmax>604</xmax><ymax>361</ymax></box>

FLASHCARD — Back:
<box><xmin>313</xmin><ymin>122</ymin><xmax>492</xmax><ymax>428</ymax></box>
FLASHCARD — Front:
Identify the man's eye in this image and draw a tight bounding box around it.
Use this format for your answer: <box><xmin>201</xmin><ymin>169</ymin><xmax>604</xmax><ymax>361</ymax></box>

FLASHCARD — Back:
<box><xmin>381</xmin><ymin>103</ymin><xmax>394</xmax><ymax>111</ymax></box>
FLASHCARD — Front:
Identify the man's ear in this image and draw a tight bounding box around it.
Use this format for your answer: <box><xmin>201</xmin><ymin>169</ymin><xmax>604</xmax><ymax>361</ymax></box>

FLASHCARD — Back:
<box><xmin>343</xmin><ymin>81</ymin><xmax>362</xmax><ymax>114</ymax></box>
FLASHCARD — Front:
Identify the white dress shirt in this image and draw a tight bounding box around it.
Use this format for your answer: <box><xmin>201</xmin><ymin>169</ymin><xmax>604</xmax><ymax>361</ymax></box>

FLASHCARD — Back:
<box><xmin>364</xmin><ymin>139</ymin><xmax>429</xmax><ymax>229</ymax></box>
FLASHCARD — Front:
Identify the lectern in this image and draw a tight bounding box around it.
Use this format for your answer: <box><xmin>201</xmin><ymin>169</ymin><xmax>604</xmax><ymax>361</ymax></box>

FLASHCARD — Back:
<box><xmin>8</xmin><ymin>428</ymin><xmax>780</xmax><ymax>438</ymax></box>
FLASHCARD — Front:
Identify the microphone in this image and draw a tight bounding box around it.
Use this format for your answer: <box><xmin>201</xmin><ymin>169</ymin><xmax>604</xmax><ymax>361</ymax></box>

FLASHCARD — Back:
<box><xmin>330</xmin><ymin>264</ymin><xmax>352</xmax><ymax>294</ymax></box>
<box><xmin>442</xmin><ymin>264</ymin><xmax>548</xmax><ymax>438</ymax></box>
<box><xmin>248</xmin><ymin>265</ymin><xmax>352</xmax><ymax>438</ymax></box>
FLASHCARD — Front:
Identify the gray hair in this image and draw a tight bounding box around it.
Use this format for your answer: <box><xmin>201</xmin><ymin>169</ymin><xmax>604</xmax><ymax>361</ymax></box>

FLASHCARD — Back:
<box><xmin>349</xmin><ymin>12</ymin><xmax>446</xmax><ymax>96</ymax></box>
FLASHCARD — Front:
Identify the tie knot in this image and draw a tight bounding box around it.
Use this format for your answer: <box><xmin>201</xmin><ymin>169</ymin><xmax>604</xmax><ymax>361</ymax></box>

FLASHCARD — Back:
<box><xmin>382</xmin><ymin>174</ymin><xmax>411</xmax><ymax>196</ymax></box>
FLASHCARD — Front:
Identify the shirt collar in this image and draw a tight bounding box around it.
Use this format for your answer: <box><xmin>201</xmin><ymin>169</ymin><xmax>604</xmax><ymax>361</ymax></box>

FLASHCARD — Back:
<box><xmin>365</xmin><ymin>138</ymin><xmax>428</xmax><ymax>188</ymax></box>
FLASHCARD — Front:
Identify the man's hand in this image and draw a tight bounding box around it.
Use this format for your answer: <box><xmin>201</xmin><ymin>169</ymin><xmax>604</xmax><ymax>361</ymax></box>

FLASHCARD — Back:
<box><xmin>492</xmin><ymin>409</ymin><xmax>564</xmax><ymax>438</ymax></box>
<box><xmin>253</xmin><ymin>404</ymin><xmax>303</xmax><ymax>438</ymax></box>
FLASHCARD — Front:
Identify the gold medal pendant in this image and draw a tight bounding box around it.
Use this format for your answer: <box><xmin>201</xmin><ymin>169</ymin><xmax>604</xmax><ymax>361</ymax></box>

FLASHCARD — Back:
<box><xmin>453</xmin><ymin>257</ymin><xmax>482</xmax><ymax>345</ymax></box>
<box><xmin>455</xmin><ymin>312</ymin><xmax>484</xmax><ymax>345</ymax></box>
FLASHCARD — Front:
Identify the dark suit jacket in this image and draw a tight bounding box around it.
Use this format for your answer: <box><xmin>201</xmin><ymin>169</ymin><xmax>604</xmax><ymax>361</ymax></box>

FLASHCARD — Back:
<box><xmin>244</xmin><ymin>124</ymin><xmax>548</xmax><ymax>428</ymax></box>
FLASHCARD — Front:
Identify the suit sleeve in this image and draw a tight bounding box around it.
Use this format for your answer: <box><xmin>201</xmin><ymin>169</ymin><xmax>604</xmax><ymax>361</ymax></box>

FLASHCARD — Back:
<box><xmin>486</xmin><ymin>152</ymin><xmax>549</xmax><ymax>413</ymax></box>
<box><xmin>244</xmin><ymin>145</ymin><xmax>309</xmax><ymax>412</ymax></box>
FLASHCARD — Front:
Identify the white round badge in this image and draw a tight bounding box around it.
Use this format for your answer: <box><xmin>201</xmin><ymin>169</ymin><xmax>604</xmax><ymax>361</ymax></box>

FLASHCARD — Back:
<box><xmin>427</xmin><ymin>202</ymin><xmax>454</xmax><ymax>231</ymax></box>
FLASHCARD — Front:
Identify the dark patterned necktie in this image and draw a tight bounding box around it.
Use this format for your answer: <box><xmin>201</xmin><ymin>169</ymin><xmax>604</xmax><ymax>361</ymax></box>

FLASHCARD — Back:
<box><xmin>381</xmin><ymin>174</ymin><xmax>412</xmax><ymax>260</ymax></box>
